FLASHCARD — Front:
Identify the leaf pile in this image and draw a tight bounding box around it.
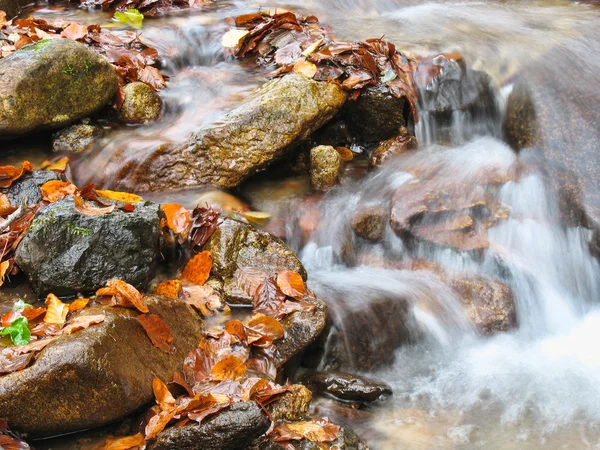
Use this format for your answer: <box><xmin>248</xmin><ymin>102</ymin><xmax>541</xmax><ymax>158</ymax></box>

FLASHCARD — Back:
<box><xmin>227</xmin><ymin>12</ymin><xmax>419</xmax><ymax>121</ymax></box>
<box><xmin>81</xmin><ymin>0</ymin><xmax>213</xmax><ymax>17</ymax></box>
<box><xmin>267</xmin><ymin>418</ymin><xmax>341</xmax><ymax>450</ymax></box>
<box><xmin>0</xmin><ymin>16</ymin><xmax>166</xmax><ymax>91</ymax></box>
<box><xmin>0</xmin><ymin>294</ymin><xmax>104</xmax><ymax>374</ymax></box>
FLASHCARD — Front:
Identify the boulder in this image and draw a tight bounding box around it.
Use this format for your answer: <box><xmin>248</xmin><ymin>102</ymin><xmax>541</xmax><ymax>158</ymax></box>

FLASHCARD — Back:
<box><xmin>0</xmin><ymin>170</ymin><xmax>64</xmax><ymax>207</ymax></box>
<box><xmin>117</xmin><ymin>82</ymin><xmax>162</xmax><ymax>124</ymax></box>
<box><xmin>15</xmin><ymin>197</ymin><xmax>160</xmax><ymax>297</ymax></box>
<box><xmin>146</xmin><ymin>401</ymin><xmax>270</xmax><ymax>450</ymax></box>
<box><xmin>0</xmin><ymin>295</ymin><xmax>204</xmax><ymax>437</ymax></box>
<box><xmin>266</xmin><ymin>384</ymin><xmax>312</xmax><ymax>422</ymax></box>
<box><xmin>203</xmin><ymin>218</ymin><xmax>306</xmax><ymax>304</ymax></box>
<box><xmin>369</xmin><ymin>126</ymin><xmax>417</xmax><ymax>168</ymax></box>
<box><xmin>310</xmin><ymin>145</ymin><xmax>342</xmax><ymax>192</ymax></box>
<box><xmin>343</xmin><ymin>84</ymin><xmax>409</xmax><ymax>142</ymax></box>
<box><xmin>350</xmin><ymin>206</ymin><xmax>387</xmax><ymax>242</ymax></box>
<box><xmin>93</xmin><ymin>73</ymin><xmax>348</xmax><ymax>191</ymax></box>
<box><xmin>0</xmin><ymin>39</ymin><xmax>118</xmax><ymax>137</ymax></box>
<box><xmin>305</xmin><ymin>371</ymin><xmax>392</xmax><ymax>404</ymax></box>
<box><xmin>52</xmin><ymin>123</ymin><xmax>104</xmax><ymax>154</ymax></box>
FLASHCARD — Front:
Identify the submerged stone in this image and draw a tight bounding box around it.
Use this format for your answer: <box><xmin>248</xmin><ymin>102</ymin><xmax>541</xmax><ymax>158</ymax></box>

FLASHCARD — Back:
<box><xmin>15</xmin><ymin>197</ymin><xmax>160</xmax><ymax>297</ymax></box>
<box><xmin>52</xmin><ymin>123</ymin><xmax>104</xmax><ymax>154</ymax></box>
<box><xmin>0</xmin><ymin>295</ymin><xmax>204</xmax><ymax>437</ymax></box>
<box><xmin>0</xmin><ymin>39</ymin><xmax>118</xmax><ymax>137</ymax></box>
<box><xmin>369</xmin><ymin>126</ymin><xmax>418</xmax><ymax>168</ymax></box>
<box><xmin>350</xmin><ymin>206</ymin><xmax>387</xmax><ymax>242</ymax></box>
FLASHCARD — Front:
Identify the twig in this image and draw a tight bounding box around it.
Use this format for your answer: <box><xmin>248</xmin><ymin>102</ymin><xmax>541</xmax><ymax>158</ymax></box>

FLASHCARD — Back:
<box><xmin>0</xmin><ymin>197</ymin><xmax>28</xmax><ymax>233</ymax></box>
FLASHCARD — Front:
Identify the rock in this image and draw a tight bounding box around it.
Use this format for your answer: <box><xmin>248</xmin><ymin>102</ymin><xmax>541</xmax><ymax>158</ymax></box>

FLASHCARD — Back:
<box><xmin>314</xmin><ymin>118</ymin><xmax>353</xmax><ymax>146</ymax></box>
<box><xmin>274</xmin><ymin>296</ymin><xmax>327</xmax><ymax>367</ymax></box>
<box><xmin>0</xmin><ymin>295</ymin><xmax>204</xmax><ymax>437</ymax></box>
<box><xmin>203</xmin><ymin>218</ymin><xmax>306</xmax><ymax>304</ymax></box>
<box><xmin>52</xmin><ymin>123</ymin><xmax>104</xmax><ymax>154</ymax></box>
<box><xmin>369</xmin><ymin>126</ymin><xmax>418</xmax><ymax>168</ymax></box>
<box><xmin>0</xmin><ymin>170</ymin><xmax>64</xmax><ymax>207</ymax></box>
<box><xmin>0</xmin><ymin>0</ymin><xmax>26</xmax><ymax>19</ymax></box>
<box><xmin>266</xmin><ymin>384</ymin><xmax>312</xmax><ymax>422</ymax></box>
<box><xmin>15</xmin><ymin>197</ymin><xmax>160</xmax><ymax>297</ymax></box>
<box><xmin>95</xmin><ymin>73</ymin><xmax>348</xmax><ymax>191</ymax></box>
<box><xmin>449</xmin><ymin>277</ymin><xmax>517</xmax><ymax>334</ymax></box>
<box><xmin>343</xmin><ymin>84</ymin><xmax>409</xmax><ymax>142</ymax></box>
<box><xmin>350</xmin><ymin>206</ymin><xmax>387</xmax><ymax>242</ymax></box>
<box><xmin>0</xmin><ymin>39</ymin><xmax>118</xmax><ymax>137</ymax></box>
<box><xmin>147</xmin><ymin>401</ymin><xmax>270</xmax><ymax>450</ymax></box>
<box><xmin>310</xmin><ymin>145</ymin><xmax>342</xmax><ymax>192</ymax></box>
<box><xmin>305</xmin><ymin>371</ymin><xmax>392</xmax><ymax>404</ymax></box>
<box><xmin>251</xmin><ymin>426</ymin><xmax>370</xmax><ymax>450</ymax></box>
<box><xmin>117</xmin><ymin>82</ymin><xmax>162</xmax><ymax>124</ymax></box>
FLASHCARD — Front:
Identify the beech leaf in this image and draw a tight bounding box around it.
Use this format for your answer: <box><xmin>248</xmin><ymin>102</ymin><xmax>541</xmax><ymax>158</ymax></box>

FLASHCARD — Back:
<box><xmin>95</xmin><ymin>189</ymin><xmax>143</xmax><ymax>203</ymax></box>
<box><xmin>276</xmin><ymin>271</ymin><xmax>305</xmax><ymax>299</ymax></box>
<box><xmin>137</xmin><ymin>313</ymin><xmax>173</xmax><ymax>353</ymax></box>
<box><xmin>154</xmin><ymin>280</ymin><xmax>183</xmax><ymax>299</ymax></box>
<box><xmin>40</xmin><ymin>180</ymin><xmax>78</xmax><ymax>203</ymax></box>
<box><xmin>160</xmin><ymin>203</ymin><xmax>191</xmax><ymax>235</ymax></box>
<box><xmin>210</xmin><ymin>355</ymin><xmax>246</xmax><ymax>381</ymax></box>
<box><xmin>181</xmin><ymin>251</ymin><xmax>212</xmax><ymax>286</ymax></box>
<box><xmin>44</xmin><ymin>293</ymin><xmax>69</xmax><ymax>324</ymax></box>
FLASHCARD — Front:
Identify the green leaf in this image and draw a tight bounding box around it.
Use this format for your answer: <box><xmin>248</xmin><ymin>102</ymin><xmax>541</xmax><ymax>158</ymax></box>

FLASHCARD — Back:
<box><xmin>0</xmin><ymin>317</ymin><xmax>31</xmax><ymax>346</ymax></box>
<box><xmin>113</xmin><ymin>9</ymin><xmax>144</xmax><ymax>30</ymax></box>
<box><xmin>12</xmin><ymin>299</ymin><xmax>32</xmax><ymax>312</ymax></box>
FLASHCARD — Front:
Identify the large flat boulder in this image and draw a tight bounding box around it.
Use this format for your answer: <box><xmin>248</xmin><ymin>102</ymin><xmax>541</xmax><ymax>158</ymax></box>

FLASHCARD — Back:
<box><xmin>15</xmin><ymin>197</ymin><xmax>160</xmax><ymax>297</ymax></box>
<box><xmin>0</xmin><ymin>295</ymin><xmax>204</xmax><ymax>437</ymax></box>
<box><xmin>0</xmin><ymin>39</ymin><xmax>118</xmax><ymax>137</ymax></box>
<box><xmin>93</xmin><ymin>73</ymin><xmax>348</xmax><ymax>191</ymax></box>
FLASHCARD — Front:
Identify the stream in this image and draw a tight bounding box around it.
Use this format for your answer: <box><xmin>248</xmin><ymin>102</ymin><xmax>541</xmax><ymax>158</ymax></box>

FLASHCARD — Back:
<box><xmin>3</xmin><ymin>0</ymin><xmax>600</xmax><ymax>449</ymax></box>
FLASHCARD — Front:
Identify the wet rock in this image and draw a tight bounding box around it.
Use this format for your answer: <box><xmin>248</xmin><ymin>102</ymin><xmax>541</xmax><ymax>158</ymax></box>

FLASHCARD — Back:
<box><xmin>370</xmin><ymin>126</ymin><xmax>418</xmax><ymax>168</ymax></box>
<box><xmin>350</xmin><ymin>206</ymin><xmax>387</xmax><ymax>242</ymax></box>
<box><xmin>52</xmin><ymin>123</ymin><xmax>104</xmax><ymax>154</ymax></box>
<box><xmin>305</xmin><ymin>371</ymin><xmax>392</xmax><ymax>404</ymax></box>
<box><xmin>147</xmin><ymin>401</ymin><xmax>270</xmax><ymax>450</ymax></box>
<box><xmin>343</xmin><ymin>84</ymin><xmax>409</xmax><ymax>142</ymax></box>
<box><xmin>203</xmin><ymin>218</ymin><xmax>306</xmax><ymax>304</ymax></box>
<box><xmin>314</xmin><ymin>118</ymin><xmax>353</xmax><ymax>147</ymax></box>
<box><xmin>274</xmin><ymin>296</ymin><xmax>327</xmax><ymax>367</ymax></box>
<box><xmin>310</xmin><ymin>145</ymin><xmax>342</xmax><ymax>192</ymax></box>
<box><xmin>266</xmin><ymin>384</ymin><xmax>312</xmax><ymax>422</ymax></box>
<box><xmin>117</xmin><ymin>82</ymin><xmax>162</xmax><ymax>124</ymax></box>
<box><xmin>0</xmin><ymin>170</ymin><xmax>64</xmax><ymax>207</ymax></box>
<box><xmin>0</xmin><ymin>295</ymin><xmax>204</xmax><ymax>437</ymax></box>
<box><xmin>252</xmin><ymin>426</ymin><xmax>370</xmax><ymax>450</ymax></box>
<box><xmin>0</xmin><ymin>0</ymin><xmax>27</xmax><ymax>19</ymax></box>
<box><xmin>449</xmin><ymin>277</ymin><xmax>517</xmax><ymax>334</ymax></box>
<box><xmin>0</xmin><ymin>39</ymin><xmax>118</xmax><ymax>137</ymax></box>
<box><xmin>15</xmin><ymin>197</ymin><xmax>160</xmax><ymax>297</ymax></box>
<box><xmin>102</xmin><ymin>73</ymin><xmax>347</xmax><ymax>191</ymax></box>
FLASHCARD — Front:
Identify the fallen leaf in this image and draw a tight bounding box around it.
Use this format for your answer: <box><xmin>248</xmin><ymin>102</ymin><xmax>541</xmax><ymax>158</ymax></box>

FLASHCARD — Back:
<box><xmin>276</xmin><ymin>271</ymin><xmax>305</xmax><ymax>300</ymax></box>
<box><xmin>181</xmin><ymin>251</ymin><xmax>212</xmax><ymax>286</ymax></box>
<box><xmin>137</xmin><ymin>313</ymin><xmax>173</xmax><ymax>353</ymax></box>
<box><xmin>301</xmin><ymin>38</ymin><xmax>324</xmax><ymax>57</ymax></box>
<box><xmin>144</xmin><ymin>409</ymin><xmax>176</xmax><ymax>440</ymax></box>
<box><xmin>153</xmin><ymin>377</ymin><xmax>176</xmax><ymax>411</ymax></box>
<box><xmin>95</xmin><ymin>189</ymin><xmax>143</xmax><ymax>203</ymax></box>
<box><xmin>293</xmin><ymin>59</ymin><xmax>317</xmax><ymax>78</ymax></box>
<box><xmin>44</xmin><ymin>294</ymin><xmax>69</xmax><ymax>324</ymax></box>
<box><xmin>210</xmin><ymin>355</ymin><xmax>246</xmax><ymax>381</ymax></box>
<box><xmin>105</xmin><ymin>279</ymin><xmax>148</xmax><ymax>313</ymax></box>
<box><xmin>241</xmin><ymin>210</ymin><xmax>271</xmax><ymax>226</ymax></box>
<box><xmin>113</xmin><ymin>9</ymin><xmax>144</xmax><ymax>29</ymax></box>
<box><xmin>190</xmin><ymin>206</ymin><xmax>221</xmax><ymax>250</ymax></box>
<box><xmin>154</xmin><ymin>280</ymin><xmax>182</xmax><ymax>299</ymax></box>
<box><xmin>269</xmin><ymin>418</ymin><xmax>340</xmax><ymax>445</ymax></box>
<box><xmin>100</xmin><ymin>432</ymin><xmax>145</xmax><ymax>450</ymax></box>
<box><xmin>40</xmin><ymin>180</ymin><xmax>78</xmax><ymax>203</ymax></box>
<box><xmin>0</xmin><ymin>163</ymin><xmax>26</xmax><ymax>188</ymax></box>
<box><xmin>0</xmin><ymin>351</ymin><xmax>33</xmax><ymax>374</ymax></box>
<box><xmin>61</xmin><ymin>22</ymin><xmax>88</xmax><ymax>40</ymax></box>
<box><xmin>68</xmin><ymin>298</ymin><xmax>89</xmax><ymax>312</ymax></box>
<box><xmin>0</xmin><ymin>193</ymin><xmax>15</xmax><ymax>216</ymax></box>
<box><xmin>21</xmin><ymin>306</ymin><xmax>47</xmax><ymax>322</ymax></box>
<box><xmin>245</xmin><ymin>314</ymin><xmax>284</xmax><ymax>347</ymax></box>
<box><xmin>335</xmin><ymin>146</ymin><xmax>354</xmax><ymax>161</ymax></box>
<box><xmin>63</xmin><ymin>314</ymin><xmax>105</xmax><ymax>334</ymax></box>
<box><xmin>161</xmin><ymin>204</ymin><xmax>191</xmax><ymax>234</ymax></box>
<box><xmin>183</xmin><ymin>284</ymin><xmax>221</xmax><ymax>316</ymax></box>
<box><xmin>41</xmin><ymin>157</ymin><xmax>69</xmax><ymax>172</ymax></box>
<box><xmin>0</xmin><ymin>317</ymin><xmax>30</xmax><ymax>345</ymax></box>
<box><xmin>0</xmin><ymin>260</ymin><xmax>9</xmax><ymax>287</ymax></box>
<box><xmin>253</xmin><ymin>278</ymin><xmax>286</xmax><ymax>316</ymax></box>
<box><xmin>10</xmin><ymin>336</ymin><xmax>59</xmax><ymax>354</ymax></box>
<box><xmin>74</xmin><ymin>194</ymin><xmax>115</xmax><ymax>216</ymax></box>
<box><xmin>221</xmin><ymin>29</ymin><xmax>249</xmax><ymax>48</ymax></box>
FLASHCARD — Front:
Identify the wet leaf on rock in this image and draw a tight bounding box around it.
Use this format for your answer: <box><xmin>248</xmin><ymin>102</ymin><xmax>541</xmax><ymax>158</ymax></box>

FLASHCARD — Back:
<box><xmin>190</xmin><ymin>206</ymin><xmax>222</xmax><ymax>250</ymax></box>
<box><xmin>137</xmin><ymin>313</ymin><xmax>174</xmax><ymax>353</ymax></box>
<box><xmin>44</xmin><ymin>294</ymin><xmax>69</xmax><ymax>325</ymax></box>
<box><xmin>68</xmin><ymin>298</ymin><xmax>90</xmax><ymax>312</ymax></box>
<box><xmin>99</xmin><ymin>432</ymin><xmax>145</xmax><ymax>450</ymax></box>
<box><xmin>0</xmin><ymin>351</ymin><xmax>33</xmax><ymax>374</ymax></box>
<box><xmin>293</xmin><ymin>59</ymin><xmax>317</xmax><ymax>78</ymax></box>
<box><xmin>276</xmin><ymin>271</ymin><xmax>305</xmax><ymax>300</ymax></box>
<box><xmin>0</xmin><ymin>260</ymin><xmax>9</xmax><ymax>287</ymax></box>
<box><xmin>181</xmin><ymin>251</ymin><xmax>212</xmax><ymax>286</ymax></box>
<box><xmin>183</xmin><ymin>284</ymin><xmax>222</xmax><ymax>316</ymax></box>
<box><xmin>40</xmin><ymin>180</ymin><xmax>78</xmax><ymax>203</ymax></box>
<box><xmin>63</xmin><ymin>314</ymin><xmax>106</xmax><ymax>335</ymax></box>
<box><xmin>160</xmin><ymin>203</ymin><xmax>191</xmax><ymax>235</ymax></box>
<box><xmin>95</xmin><ymin>189</ymin><xmax>143</xmax><ymax>203</ymax></box>
<box><xmin>153</xmin><ymin>377</ymin><xmax>176</xmax><ymax>411</ymax></box>
<box><xmin>97</xmin><ymin>279</ymin><xmax>149</xmax><ymax>313</ymax></box>
<box><xmin>74</xmin><ymin>194</ymin><xmax>115</xmax><ymax>217</ymax></box>
<box><xmin>210</xmin><ymin>355</ymin><xmax>246</xmax><ymax>381</ymax></box>
<box><xmin>40</xmin><ymin>157</ymin><xmax>69</xmax><ymax>173</ymax></box>
<box><xmin>253</xmin><ymin>278</ymin><xmax>286</xmax><ymax>317</ymax></box>
<box><xmin>0</xmin><ymin>162</ymin><xmax>32</xmax><ymax>189</ymax></box>
<box><xmin>269</xmin><ymin>418</ymin><xmax>340</xmax><ymax>446</ymax></box>
<box><xmin>154</xmin><ymin>280</ymin><xmax>183</xmax><ymax>299</ymax></box>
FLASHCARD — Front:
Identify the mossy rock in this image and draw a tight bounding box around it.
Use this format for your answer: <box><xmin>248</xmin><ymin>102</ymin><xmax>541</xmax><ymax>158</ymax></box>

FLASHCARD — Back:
<box><xmin>117</xmin><ymin>81</ymin><xmax>162</xmax><ymax>124</ymax></box>
<box><xmin>0</xmin><ymin>39</ymin><xmax>118</xmax><ymax>137</ymax></box>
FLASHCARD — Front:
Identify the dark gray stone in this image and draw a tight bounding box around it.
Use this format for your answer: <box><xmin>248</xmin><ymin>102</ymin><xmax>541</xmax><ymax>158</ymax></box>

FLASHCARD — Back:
<box><xmin>305</xmin><ymin>371</ymin><xmax>392</xmax><ymax>403</ymax></box>
<box><xmin>0</xmin><ymin>170</ymin><xmax>64</xmax><ymax>206</ymax></box>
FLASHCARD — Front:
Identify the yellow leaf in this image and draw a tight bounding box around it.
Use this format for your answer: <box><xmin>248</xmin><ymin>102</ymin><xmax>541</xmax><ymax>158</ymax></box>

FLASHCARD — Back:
<box><xmin>44</xmin><ymin>293</ymin><xmax>69</xmax><ymax>324</ymax></box>
<box><xmin>40</xmin><ymin>180</ymin><xmax>78</xmax><ymax>203</ymax></box>
<box><xmin>154</xmin><ymin>280</ymin><xmax>183</xmax><ymax>299</ymax></box>
<box><xmin>95</xmin><ymin>189</ymin><xmax>143</xmax><ymax>203</ymax></box>
<box><xmin>241</xmin><ymin>210</ymin><xmax>271</xmax><ymax>226</ymax></box>
<box><xmin>0</xmin><ymin>260</ymin><xmax>9</xmax><ymax>287</ymax></box>
<box><xmin>40</xmin><ymin>157</ymin><xmax>69</xmax><ymax>172</ymax></box>
<box><xmin>221</xmin><ymin>29</ymin><xmax>249</xmax><ymax>48</ymax></box>
<box><xmin>301</xmin><ymin>38</ymin><xmax>324</xmax><ymax>57</ymax></box>
<box><xmin>293</xmin><ymin>59</ymin><xmax>317</xmax><ymax>78</ymax></box>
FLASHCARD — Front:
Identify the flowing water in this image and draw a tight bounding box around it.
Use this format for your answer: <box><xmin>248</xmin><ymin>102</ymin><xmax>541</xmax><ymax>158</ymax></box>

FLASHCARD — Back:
<box><xmin>6</xmin><ymin>0</ymin><xmax>600</xmax><ymax>448</ymax></box>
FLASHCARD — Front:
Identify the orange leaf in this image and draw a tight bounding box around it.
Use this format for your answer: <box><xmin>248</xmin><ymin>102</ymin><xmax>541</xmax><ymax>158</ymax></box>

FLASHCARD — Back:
<box><xmin>145</xmin><ymin>409</ymin><xmax>176</xmax><ymax>440</ymax></box>
<box><xmin>100</xmin><ymin>433</ymin><xmax>145</xmax><ymax>450</ymax></box>
<box><xmin>41</xmin><ymin>157</ymin><xmax>69</xmax><ymax>172</ymax></box>
<box><xmin>161</xmin><ymin>204</ymin><xmax>191</xmax><ymax>234</ymax></box>
<box><xmin>11</xmin><ymin>336</ymin><xmax>60</xmax><ymax>355</ymax></box>
<box><xmin>0</xmin><ymin>193</ymin><xmax>16</xmax><ymax>216</ymax></box>
<box><xmin>183</xmin><ymin>284</ymin><xmax>221</xmax><ymax>316</ymax></box>
<box><xmin>106</xmin><ymin>279</ymin><xmax>148</xmax><ymax>313</ymax></box>
<box><xmin>335</xmin><ymin>146</ymin><xmax>354</xmax><ymax>161</ymax></box>
<box><xmin>95</xmin><ymin>189</ymin><xmax>143</xmax><ymax>203</ymax></box>
<box><xmin>40</xmin><ymin>180</ymin><xmax>78</xmax><ymax>203</ymax></box>
<box><xmin>60</xmin><ymin>22</ymin><xmax>88</xmax><ymax>40</ymax></box>
<box><xmin>74</xmin><ymin>194</ymin><xmax>115</xmax><ymax>217</ymax></box>
<box><xmin>0</xmin><ymin>164</ymin><xmax>24</xmax><ymax>188</ymax></box>
<box><xmin>44</xmin><ymin>293</ymin><xmax>69</xmax><ymax>324</ymax></box>
<box><xmin>293</xmin><ymin>59</ymin><xmax>317</xmax><ymax>78</ymax></box>
<box><xmin>210</xmin><ymin>355</ymin><xmax>246</xmax><ymax>381</ymax></box>
<box><xmin>154</xmin><ymin>280</ymin><xmax>182</xmax><ymax>299</ymax></box>
<box><xmin>68</xmin><ymin>298</ymin><xmax>89</xmax><ymax>312</ymax></box>
<box><xmin>63</xmin><ymin>314</ymin><xmax>105</xmax><ymax>335</ymax></box>
<box><xmin>0</xmin><ymin>260</ymin><xmax>9</xmax><ymax>287</ymax></box>
<box><xmin>153</xmin><ymin>377</ymin><xmax>176</xmax><ymax>411</ymax></box>
<box><xmin>21</xmin><ymin>306</ymin><xmax>47</xmax><ymax>322</ymax></box>
<box><xmin>137</xmin><ymin>313</ymin><xmax>173</xmax><ymax>353</ymax></box>
<box><xmin>276</xmin><ymin>271</ymin><xmax>305</xmax><ymax>299</ymax></box>
<box><xmin>245</xmin><ymin>314</ymin><xmax>284</xmax><ymax>347</ymax></box>
<box><xmin>181</xmin><ymin>251</ymin><xmax>212</xmax><ymax>286</ymax></box>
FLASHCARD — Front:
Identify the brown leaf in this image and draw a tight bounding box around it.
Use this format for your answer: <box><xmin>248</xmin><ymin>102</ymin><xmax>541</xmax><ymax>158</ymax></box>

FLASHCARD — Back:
<box><xmin>0</xmin><ymin>433</ymin><xmax>31</xmax><ymax>449</ymax></box>
<box><xmin>0</xmin><ymin>193</ymin><xmax>15</xmax><ymax>216</ymax></box>
<box><xmin>253</xmin><ymin>278</ymin><xmax>286</xmax><ymax>316</ymax></box>
<box><xmin>154</xmin><ymin>280</ymin><xmax>183</xmax><ymax>299</ymax></box>
<box><xmin>276</xmin><ymin>271</ymin><xmax>305</xmax><ymax>300</ymax></box>
<box><xmin>63</xmin><ymin>314</ymin><xmax>105</xmax><ymax>334</ymax></box>
<box><xmin>40</xmin><ymin>180</ymin><xmax>78</xmax><ymax>203</ymax></box>
<box><xmin>137</xmin><ymin>313</ymin><xmax>173</xmax><ymax>353</ymax></box>
<box><xmin>106</xmin><ymin>279</ymin><xmax>148</xmax><ymax>313</ymax></box>
<box><xmin>181</xmin><ymin>251</ymin><xmax>212</xmax><ymax>286</ymax></box>
<box><xmin>44</xmin><ymin>293</ymin><xmax>69</xmax><ymax>324</ymax></box>
<box><xmin>0</xmin><ymin>351</ymin><xmax>33</xmax><ymax>374</ymax></box>
<box><xmin>21</xmin><ymin>306</ymin><xmax>47</xmax><ymax>322</ymax></box>
<box><xmin>153</xmin><ymin>377</ymin><xmax>176</xmax><ymax>411</ymax></box>
<box><xmin>223</xmin><ymin>320</ymin><xmax>247</xmax><ymax>344</ymax></box>
<box><xmin>74</xmin><ymin>194</ymin><xmax>115</xmax><ymax>216</ymax></box>
<box><xmin>144</xmin><ymin>409</ymin><xmax>176</xmax><ymax>440</ymax></box>
<box><xmin>190</xmin><ymin>206</ymin><xmax>221</xmax><ymax>250</ymax></box>
<box><xmin>60</xmin><ymin>22</ymin><xmax>88</xmax><ymax>40</ymax></box>
<box><xmin>210</xmin><ymin>355</ymin><xmax>246</xmax><ymax>381</ymax></box>
<box><xmin>99</xmin><ymin>433</ymin><xmax>144</xmax><ymax>450</ymax></box>
<box><xmin>138</xmin><ymin>66</ymin><xmax>167</xmax><ymax>90</ymax></box>
<box><xmin>269</xmin><ymin>418</ymin><xmax>340</xmax><ymax>445</ymax></box>
<box><xmin>245</xmin><ymin>314</ymin><xmax>284</xmax><ymax>347</ymax></box>
<box><xmin>161</xmin><ymin>203</ymin><xmax>191</xmax><ymax>235</ymax></box>
<box><xmin>10</xmin><ymin>336</ymin><xmax>60</xmax><ymax>355</ymax></box>
<box><xmin>183</xmin><ymin>284</ymin><xmax>221</xmax><ymax>316</ymax></box>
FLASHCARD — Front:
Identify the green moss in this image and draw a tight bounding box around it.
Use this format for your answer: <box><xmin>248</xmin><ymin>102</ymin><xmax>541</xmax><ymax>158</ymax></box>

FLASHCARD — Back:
<box><xmin>28</xmin><ymin>39</ymin><xmax>53</xmax><ymax>52</ymax></box>
<box><xmin>63</xmin><ymin>223</ymin><xmax>92</xmax><ymax>237</ymax></box>
<box><xmin>62</xmin><ymin>65</ymin><xmax>77</xmax><ymax>76</ymax></box>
